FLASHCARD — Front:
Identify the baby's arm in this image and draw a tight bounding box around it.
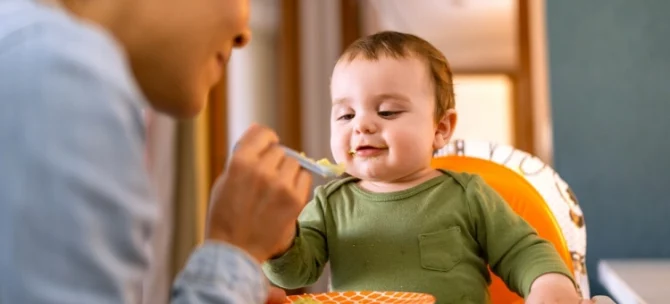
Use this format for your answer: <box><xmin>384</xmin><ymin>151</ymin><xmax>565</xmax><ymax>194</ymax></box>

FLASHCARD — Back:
<box><xmin>262</xmin><ymin>189</ymin><xmax>329</xmax><ymax>290</ymax></box>
<box><xmin>465</xmin><ymin>175</ymin><xmax>578</xmax><ymax>298</ymax></box>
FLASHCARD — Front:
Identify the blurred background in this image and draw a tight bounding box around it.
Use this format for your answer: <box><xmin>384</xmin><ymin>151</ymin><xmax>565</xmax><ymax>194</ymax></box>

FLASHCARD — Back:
<box><xmin>143</xmin><ymin>0</ymin><xmax>670</xmax><ymax>302</ymax></box>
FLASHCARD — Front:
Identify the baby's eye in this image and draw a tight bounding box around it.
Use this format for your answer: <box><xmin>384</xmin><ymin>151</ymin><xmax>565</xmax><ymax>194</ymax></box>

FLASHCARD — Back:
<box><xmin>378</xmin><ymin>111</ymin><xmax>401</xmax><ymax>118</ymax></box>
<box><xmin>337</xmin><ymin>113</ymin><xmax>355</xmax><ymax>121</ymax></box>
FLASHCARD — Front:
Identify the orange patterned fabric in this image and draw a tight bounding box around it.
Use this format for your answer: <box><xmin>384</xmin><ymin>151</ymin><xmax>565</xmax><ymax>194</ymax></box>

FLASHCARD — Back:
<box><xmin>431</xmin><ymin>156</ymin><xmax>573</xmax><ymax>304</ymax></box>
<box><xmin>285</xmin><ymin>291</ymin><xmax>435</xmax><ymax>304</ymax></box>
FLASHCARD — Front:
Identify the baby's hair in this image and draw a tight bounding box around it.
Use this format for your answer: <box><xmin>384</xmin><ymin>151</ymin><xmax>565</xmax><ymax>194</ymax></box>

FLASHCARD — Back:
<box><xmin>338</xmin><ymin>31</ymin><xmax>455</xmax><ymax>122</ymax></box>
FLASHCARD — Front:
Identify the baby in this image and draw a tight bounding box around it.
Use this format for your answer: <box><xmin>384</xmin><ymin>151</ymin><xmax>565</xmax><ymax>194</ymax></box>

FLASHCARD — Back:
<box><xmin>264</xmin><ymin>31</ymin><xmax>582</xmax><ymax>303</ymax></box>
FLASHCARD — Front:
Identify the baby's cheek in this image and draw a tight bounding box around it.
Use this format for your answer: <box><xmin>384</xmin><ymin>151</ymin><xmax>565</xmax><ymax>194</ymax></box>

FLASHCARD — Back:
<box><xmin>394</xmin><ymin>132</ymin><xmax>433</xmax><ymax>157</ymax></box>
<box><xmin>330</xmin><ymin>142</ymin><xmax>349</xmax><ymax>164</ymax></box>
<box><xmin>394</xmin><ymin>129</ymin><xmax>423</xmax><ymax>146</ymax></box>
<box><xmin>330</xmin><ymin>131</ymin><xmax>346</xmax><ymax>154</ymax></box>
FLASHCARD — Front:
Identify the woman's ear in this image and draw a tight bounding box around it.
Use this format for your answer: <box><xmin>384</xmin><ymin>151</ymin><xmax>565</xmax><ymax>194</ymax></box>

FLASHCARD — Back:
<box><xmin>433</xmin><ymin>109</ymin><xmax>457</xmax><ymax>151</ymax></box>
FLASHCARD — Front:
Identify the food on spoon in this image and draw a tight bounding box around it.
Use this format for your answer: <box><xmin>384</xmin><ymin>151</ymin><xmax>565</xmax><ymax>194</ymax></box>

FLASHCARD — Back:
<box><xmin>315</xmin><ymin>158</ymin><xmax>346</xmax><ymax>176</ymax></box>
<box><xmin>299</xmin><ymin>152</ymin><xmax>346</xmax><ymax>176</ymax></box>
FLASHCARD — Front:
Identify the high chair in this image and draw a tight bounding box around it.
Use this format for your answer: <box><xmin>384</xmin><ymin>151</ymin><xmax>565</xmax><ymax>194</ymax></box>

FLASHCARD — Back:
<box><xmin>432</xmin><ymin>140</ymin><xmax>589</xmax><ymax>304</ymax></box>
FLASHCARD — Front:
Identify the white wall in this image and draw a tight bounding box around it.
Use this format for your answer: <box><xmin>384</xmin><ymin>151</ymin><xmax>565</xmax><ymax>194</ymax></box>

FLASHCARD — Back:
<box><xmin>451</xmin><ymin>74</ymin><xmax>514</xmax><ymax>146</ymax></box>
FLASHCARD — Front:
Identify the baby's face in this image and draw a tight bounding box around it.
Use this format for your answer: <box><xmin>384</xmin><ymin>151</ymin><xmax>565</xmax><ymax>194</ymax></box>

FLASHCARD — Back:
<box><xmin>329</xmin><ymin>56</ymin><xmax>443</xmax><ymax>182</ymax></box>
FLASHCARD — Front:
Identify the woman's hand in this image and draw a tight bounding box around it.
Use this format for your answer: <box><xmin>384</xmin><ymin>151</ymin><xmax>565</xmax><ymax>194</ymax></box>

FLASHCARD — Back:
<box><xmin>265</xmin><ymin>286</ymin><xmax>287</xmax><ymax>304</ymax></box>
<box><xmin>205</xmin><ymin>124</ymin><xmax>312</xmax><ymax>262</ymax></box>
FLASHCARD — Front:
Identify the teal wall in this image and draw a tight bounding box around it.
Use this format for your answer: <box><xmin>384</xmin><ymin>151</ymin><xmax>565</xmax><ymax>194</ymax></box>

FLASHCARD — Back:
<box><xmin>546</xmin><ymin>0</ymin><xmax>670</xmax><ymax>296</ymax></box>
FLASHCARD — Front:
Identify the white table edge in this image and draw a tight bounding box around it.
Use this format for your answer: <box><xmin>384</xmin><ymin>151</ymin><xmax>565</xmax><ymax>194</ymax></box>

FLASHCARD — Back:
<box><xmin>598</xmin><ymin>260</ymin><xmax>648</xmax><ymax>304</ymax></box>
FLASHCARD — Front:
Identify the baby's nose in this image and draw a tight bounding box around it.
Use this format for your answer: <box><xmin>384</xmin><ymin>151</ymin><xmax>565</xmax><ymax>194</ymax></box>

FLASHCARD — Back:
<box><xmin>354</xmin><ymin>117</ymin><xmax>378</xmax><ymax>134</ymax></box>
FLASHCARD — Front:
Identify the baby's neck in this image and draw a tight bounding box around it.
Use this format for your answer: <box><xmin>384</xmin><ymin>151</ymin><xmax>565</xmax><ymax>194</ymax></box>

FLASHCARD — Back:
<box><xmin>357</xmin><ymin>168</ymin><xmax>443</xmax><ymax>193</ymax></box>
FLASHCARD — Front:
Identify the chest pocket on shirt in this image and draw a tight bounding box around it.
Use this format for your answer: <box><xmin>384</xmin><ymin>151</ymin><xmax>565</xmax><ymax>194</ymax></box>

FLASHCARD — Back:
<box><xmin>418</xmin><ymin>226</ymin><xmax>463</xmax><ymax>272</ymax></box>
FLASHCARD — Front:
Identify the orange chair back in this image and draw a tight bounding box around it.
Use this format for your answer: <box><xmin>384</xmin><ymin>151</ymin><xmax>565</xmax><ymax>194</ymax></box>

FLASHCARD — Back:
<box><xmin>431</xmin><ymin>156</ymin><xmax>573</xmax><ymax>304</ymax></box>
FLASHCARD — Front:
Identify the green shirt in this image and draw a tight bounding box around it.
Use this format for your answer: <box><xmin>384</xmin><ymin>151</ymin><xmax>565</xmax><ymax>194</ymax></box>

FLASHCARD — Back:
<box><xmin>263</xmin><ymin>170</ymin><xmax>573</xmax><ymax>303</ymax></box>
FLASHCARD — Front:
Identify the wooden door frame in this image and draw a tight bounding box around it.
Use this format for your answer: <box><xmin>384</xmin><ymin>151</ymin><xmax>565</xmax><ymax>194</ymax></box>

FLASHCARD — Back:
<box><xmin>277</xmin><ymin>0</ymin><xmax>303</xmax><ymax>150</ymax></box>
<box><xmin>208</xmin><ymin>72</ymin><xmax>227</xmax><ymax>190</ymax></box>
<box><xmin>515</xmin><ymin>0</ymin><xmax>535</xmax><ymax>155</ymax></box>
<box><xmin>341</xmin><ymin>0</ymin><xmax>361</xmax><ymax>52</ymax></box>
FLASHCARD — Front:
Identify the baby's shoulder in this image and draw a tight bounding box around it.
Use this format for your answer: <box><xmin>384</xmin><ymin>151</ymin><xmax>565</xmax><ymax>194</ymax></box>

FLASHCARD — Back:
<box><xmin>437</xmin><ymin>169</ymin><xmax>486</xmax><ymax>191</ymax></box>
<box><xmin>312</xmin><ymin>175</ymin><xmax>359</xmax><ymax>201</ymax></box>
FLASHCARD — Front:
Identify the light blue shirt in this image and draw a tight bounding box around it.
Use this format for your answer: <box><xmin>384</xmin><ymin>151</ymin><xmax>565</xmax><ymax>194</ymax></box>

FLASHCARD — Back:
<box><xmin>0</xmin><ymin>1</ymin><xmax>267</xmax><ymax>303</ymax></box>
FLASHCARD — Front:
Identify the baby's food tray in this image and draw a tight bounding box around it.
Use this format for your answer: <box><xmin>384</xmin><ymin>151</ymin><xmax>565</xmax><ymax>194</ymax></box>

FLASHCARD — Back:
<box><xmin>285</xmin><ymin>291</ymin><xmax>435</xmax><ymax>304</ymax></box>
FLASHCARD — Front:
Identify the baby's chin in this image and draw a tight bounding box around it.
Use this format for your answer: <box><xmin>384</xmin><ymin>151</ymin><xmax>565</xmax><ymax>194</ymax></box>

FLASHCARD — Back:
<box><xmin>345</xmin><ymin>167</ymin><xmax>394</xmax><ymax>182</ymax></box>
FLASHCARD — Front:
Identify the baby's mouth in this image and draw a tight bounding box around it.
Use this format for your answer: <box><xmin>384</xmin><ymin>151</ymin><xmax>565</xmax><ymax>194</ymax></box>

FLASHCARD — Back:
<box><xmin>350</xmin><ymin>145</ymin><xmax>388</xmax><ymax>157</ymax></box>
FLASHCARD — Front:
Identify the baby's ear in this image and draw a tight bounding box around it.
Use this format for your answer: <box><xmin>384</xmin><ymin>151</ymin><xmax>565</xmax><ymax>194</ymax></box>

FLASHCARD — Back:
<box><xmin>433</xmin><ymin>109</ymin><xmax>457</xmax><ymax>150</ymax></box>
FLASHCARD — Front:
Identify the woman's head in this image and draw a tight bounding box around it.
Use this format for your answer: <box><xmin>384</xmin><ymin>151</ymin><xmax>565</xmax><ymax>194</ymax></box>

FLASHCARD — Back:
<box><xmin>62</xmin><ymin>0</ymin><xmax>251</xmax><ymax>118</ymax></box>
